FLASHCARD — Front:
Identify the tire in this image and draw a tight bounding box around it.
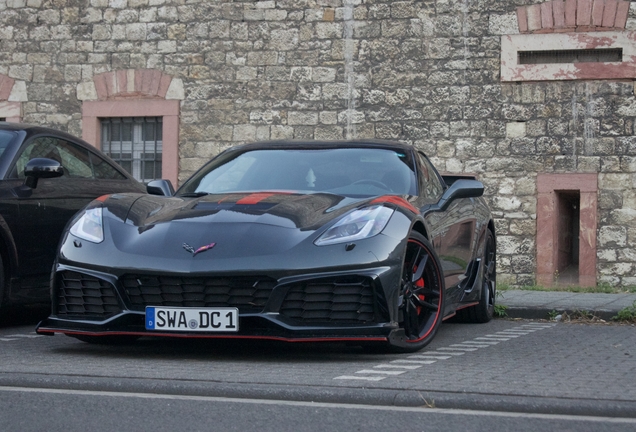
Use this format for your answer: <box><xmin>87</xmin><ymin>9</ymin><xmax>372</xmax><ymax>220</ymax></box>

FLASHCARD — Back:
<box><xmin>386</xmin><ymin>231</ymin><xmax>445</xmax><ymax>353</ymax></box>
<box><xmin>455</xmin><ymin>230</ymin><xmax>496</xmax><ymax>323</ymax></box>
<box><xmin>0</xmin><ymin>254</ymin><xmax>6</xmax><ymax>321</ymax></box>
<box><xmin>70</xmin><ymin>334</ymin><xmax>140</xmax><ymax>345</ymax></box>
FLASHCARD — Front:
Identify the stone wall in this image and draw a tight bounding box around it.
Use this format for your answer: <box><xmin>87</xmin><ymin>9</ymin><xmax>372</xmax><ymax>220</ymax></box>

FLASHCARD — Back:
<box><xmin>0</xmin><ymin>0</ymin><xmax>635</xmax><ymax>287</ymax></box>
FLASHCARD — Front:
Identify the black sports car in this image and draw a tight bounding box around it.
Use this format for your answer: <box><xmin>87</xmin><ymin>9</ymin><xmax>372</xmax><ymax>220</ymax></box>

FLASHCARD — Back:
<box><xmin>0</xmin><ymin>123</ymin><xmax>146</xmax><ymax>316</ymax></box>
<box><xmin>37</xmin><ymin>140</ymin><xmax>496</xmax><ymax>352</ymax></box>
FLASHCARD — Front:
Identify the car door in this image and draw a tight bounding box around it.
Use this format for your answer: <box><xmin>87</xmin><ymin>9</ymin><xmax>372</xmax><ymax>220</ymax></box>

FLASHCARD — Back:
<box><xmin>418</xmin><ymin>154</ymin><xmax>477</xmax><ymax>300</ymax></box>
<box><xmin>11</xmin><ymin>135</ymin><xmax>141</xmax><ymax>291</ymax></box>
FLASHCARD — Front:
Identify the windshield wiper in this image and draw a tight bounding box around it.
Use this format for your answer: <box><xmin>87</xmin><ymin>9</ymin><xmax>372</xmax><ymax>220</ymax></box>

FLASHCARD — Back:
<box><xmin>179</xmin><ymin>192</ymin><xmax>209</xmax><ymax>197</ymax></box>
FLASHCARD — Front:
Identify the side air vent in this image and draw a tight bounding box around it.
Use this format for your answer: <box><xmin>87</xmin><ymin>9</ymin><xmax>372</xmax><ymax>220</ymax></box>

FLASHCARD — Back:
<box><xmin>280</xmin><ymin>277</ymin><xmax>376</xmax><ymax>323</ymax></box>
<box><xmin>56</xmin><ymin>271</ymin><xmax>121</xmax><ymax>317</ymax></box>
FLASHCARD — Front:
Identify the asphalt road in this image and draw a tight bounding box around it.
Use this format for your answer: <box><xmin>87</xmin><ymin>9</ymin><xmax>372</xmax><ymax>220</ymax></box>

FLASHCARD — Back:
<box><xmin>0</xmin><ymin>311</ymin><xmax>634</xmax><ymax>431</ymax></box>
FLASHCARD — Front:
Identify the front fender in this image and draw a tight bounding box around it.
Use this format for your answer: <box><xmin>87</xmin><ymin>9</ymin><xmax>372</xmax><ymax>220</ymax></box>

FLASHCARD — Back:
<box><xmin>0</xmin><ymin>213</ymin><xmax>19</xmax><ymax>276</ymax></box>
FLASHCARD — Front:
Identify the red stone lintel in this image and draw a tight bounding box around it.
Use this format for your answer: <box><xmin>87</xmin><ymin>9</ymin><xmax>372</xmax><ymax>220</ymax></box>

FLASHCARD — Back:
<box><xmin>517</xmin><ymin>6</ymin><xmax>529</xmax><ymax>33</ymax></box>
<box><xmin>553</xmin><ymin>0</ymin><xmax>567</xmax><ymax>28</ymax></box>
<box><xmin>577</xmin><ymin>0</ymin><xmax>593</xmax><ymax>26</ymax></box>
<box><xmin>520</xmin><ymin>0</ymin><xmax>630</xmax><ymax>33</ymax></box>
<box><xmin>602</xmin><ymin>0</ymin><xmax>619</xmax><ymax>27</ymax></box>
<box><xmin>541</xmin><ymin>2</ymin><xmax>554</xmax><ymax>29</ymax></box>
<box><xmin>615</xmin><ymin>0</ymin><xmax>629</xmax><ymax>28</ymax></box>
<box><xmin>592</xmin><ymin>0</ymin><xmax>605</xmax><ymax>26</ymax></box>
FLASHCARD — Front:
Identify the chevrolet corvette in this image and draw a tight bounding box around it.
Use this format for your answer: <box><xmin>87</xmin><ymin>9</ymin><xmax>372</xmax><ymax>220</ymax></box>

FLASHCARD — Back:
<box><xmin>37</xmin><ymin>140</ymin><xmax>496</xmax><ymax>352</ymax></box>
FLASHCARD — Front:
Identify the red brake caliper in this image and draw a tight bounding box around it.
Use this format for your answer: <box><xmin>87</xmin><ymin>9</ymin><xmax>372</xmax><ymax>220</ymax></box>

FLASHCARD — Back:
<box><xmin>414</xmin><ymin>265</ymin><xmax>425</xmax><ymax>314</ymax></box>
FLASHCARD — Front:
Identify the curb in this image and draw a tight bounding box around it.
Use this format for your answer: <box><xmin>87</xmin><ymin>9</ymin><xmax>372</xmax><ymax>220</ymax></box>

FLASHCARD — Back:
<box><xmin>501</xmin><ymin>306</ymin><xmax>620</xmax><ymax>321</ymax></box>
<box><xmin>2</xmin><ymin>373</ymin><xmax>635</xmax><ymax>419</ymax></box>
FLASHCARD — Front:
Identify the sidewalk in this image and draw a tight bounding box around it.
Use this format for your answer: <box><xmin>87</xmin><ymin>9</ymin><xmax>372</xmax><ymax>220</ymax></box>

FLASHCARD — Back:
<box><xmin>498</xmin><ymin>289</ymin><xmax>636</xmax><ymax>320</ymax></box>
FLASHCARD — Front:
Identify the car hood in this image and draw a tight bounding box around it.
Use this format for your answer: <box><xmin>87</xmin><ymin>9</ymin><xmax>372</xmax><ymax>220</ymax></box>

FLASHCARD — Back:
<box><xmin>95</xmin><ymin>192</ymin><xmax>384</xmax><ymax>260</ymax></box>
<box><xmin>114</xmin><ymin>192</ymin><xmax>368</xmax><ymax>231</ymax></box>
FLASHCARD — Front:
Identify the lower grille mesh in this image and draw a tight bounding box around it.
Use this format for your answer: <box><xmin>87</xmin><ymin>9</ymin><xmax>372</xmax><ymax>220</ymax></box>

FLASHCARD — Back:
<box><xmin>56</xmin><ymin>271</ymin><xmax>120</xmax><ymax>317</ymax></box>
<box><xmin>280</xmin><ymin>277</ymin><xmax>376</xmax><ymax>323</ymax></box>
<box><xmin>121</xmin><ymin>275</ymin><xmax>277</xmax><ymax>311</ymax></box>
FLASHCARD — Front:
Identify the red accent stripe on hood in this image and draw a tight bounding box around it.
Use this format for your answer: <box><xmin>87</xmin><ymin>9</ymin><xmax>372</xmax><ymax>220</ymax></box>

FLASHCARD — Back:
<box><xmin>235</xmin><ymin>191</ymin><xmax>294</xmax><ymax>205</ymax></box>
<box><xmin>371</xmin><ymin>195</ymin><xmax>418</xmax><ymax>214</ymax></box>
<box><xmin>236</xmin><ymin>192</ymin><xmax>277</xmax><ymax>205</ymax></box>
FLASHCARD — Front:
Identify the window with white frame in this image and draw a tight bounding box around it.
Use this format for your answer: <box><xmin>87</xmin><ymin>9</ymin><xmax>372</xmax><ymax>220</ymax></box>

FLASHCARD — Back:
<box><xmin>100</xmin><ymin>117</ymin><xmax>162</xmax><ymax>183</ymax></box>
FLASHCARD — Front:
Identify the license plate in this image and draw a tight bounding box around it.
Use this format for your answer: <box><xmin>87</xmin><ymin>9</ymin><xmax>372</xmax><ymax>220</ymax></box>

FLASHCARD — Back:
<box><xmin>145</xmin><ymin>307</ymin><xmax>238</xmax><ymax>332</ymax></box>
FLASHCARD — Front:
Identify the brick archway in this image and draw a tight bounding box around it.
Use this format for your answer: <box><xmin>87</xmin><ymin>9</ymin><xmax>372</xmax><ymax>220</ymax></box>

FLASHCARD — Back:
<box><xmin>516</xmin><ymin>0</ymin><xmax>630</xmax><ymax>33</ymax></box>
<box><xmin>92</xmin><ymin>69</ymin><xmax>176</xmax><ymax>100</ymax></box>
<box><xmin>80</xmin><ymin>69</ymin><xmax>183</xmax><ymax>187</ymax></box>
<box><xmin>0</xmin><ymin>74</ymin><xmax>22</xmax><ymax>122</ymax></box>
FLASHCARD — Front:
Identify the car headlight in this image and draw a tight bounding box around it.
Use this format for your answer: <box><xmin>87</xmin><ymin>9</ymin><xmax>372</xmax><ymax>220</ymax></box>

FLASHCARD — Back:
<box><xmin>315</xmin><ymin>205</ymin><xmax>394</xmax><ymax>246</ymax></box>
<box><xmin>70</xmin><ymin>207</ymin><xmax>104</xmax><ymax>243</ymax></box>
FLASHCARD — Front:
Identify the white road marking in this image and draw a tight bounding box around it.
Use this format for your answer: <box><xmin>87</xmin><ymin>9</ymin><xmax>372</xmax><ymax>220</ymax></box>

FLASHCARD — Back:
<box><xmin>435</xmin><ymin>347</ymin><xmax>479</xmax><ymax>352</ymax></box>
<box><xmin>408</xmin><ymin>355</ymin><xmax>452</xmax><ymax>360</ymax></box>
<box><xmin>521</xmin><ymin>324</ymin><xmax>554</xmax><ymax>329</ymax></box>
<box><xmin>355</xmin><ymin>369</ymin><xmax>406</xmax><ymax>375</ymax></box>
<box><xmin>374</xmin><ymin>364</ymin><xmax>422</xmax><ymax>370</ymax></box>
<box><xmin>0</xmin><ymin>338</ymin><xmax>18</xmax><ymax>342</ymax></box>
<box><xmin>333</xmin><ymin>324</ymin><xmax>555</xmax><ymax>381</ymax></box>
<box><xmin>5</xmin><ymin>334</ymin><xmax>43</xmax><ymax>338</ymax></box>
<box><xmin>497</xmin><ymin>332</ymin><xmax>532</xmax><ymax>336</ymax></box>
<box><xmin>463</xmin><ymin>340</ymin><xmax>499</xmax><ymax>345</ymax></box>
<box><xmin>475</xmin><ymin>337</ymin><xmax>510</xmax><ymax>341</ymax></box>
<box><xmin>450</xmin><ymin>344</ymin><xmax>487</xmax><ymax>349</ymax></box>
<box><xmin>333</xmin><ymin>376</ymin><xmax>386</xmax><ymax>381</ymax></box>
<box><xmin>1</xmin><ymin>386</ymin><xmax>634</xmax><ymax>425</ymax></box>
<box><xmin>430</xmin><ymin>350</ymin><xmax>465</xmax><ymax>356</ymax></box>
<box><xmin>391</xmin><ymin>360</ymin><xmax>437</xmax><ymax>365</ymax></box>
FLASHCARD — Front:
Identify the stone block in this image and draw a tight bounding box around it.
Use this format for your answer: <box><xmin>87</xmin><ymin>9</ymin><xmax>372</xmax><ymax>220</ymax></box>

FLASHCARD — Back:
<box><xmin>598</xmin><ymin>226</ymin><xmax>627</xmax><ymax>247</ymax></box>
<box><xmin>271</xmin><ymin>125</ymin><xmax>294</xmax><ymax>139</ymax></box>
<box><xmin>288</xmin><ymin>111</ymin><xmax>319</xmax><ymax>126</ymax></box>
<box><xmin>314</xmin><ymin>125</ymin><xmax>343</xmax><ymax>140</ymax></box>
<box><xmin>247</xmin><ymin>51</ymin><xmax>278</xmax><ymax>66</ymax></box>
<box><xmin>232</xmin><ymin>124</ymin><xmax>257</xmax><ymax>142</ymax></box>
<box><xmin>488</xmin><ymin>13</ymin><xmax>518</xmax><ymax>35</ymax></box>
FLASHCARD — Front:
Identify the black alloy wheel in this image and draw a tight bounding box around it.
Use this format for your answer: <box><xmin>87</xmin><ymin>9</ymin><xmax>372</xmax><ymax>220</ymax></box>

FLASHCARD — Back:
<box><xmin>389</xmin><ymin>231</ymin><xmax>445</xmax><ymax>353</ymax></box>
<box><xmin>456</xmin><ymin>229</ymin><xmax>496</xmax><ymax>323</ymax></box>
<box><xmin>0</xmin><ymin>254</ymin><xmax>5</xmax><ymax>319</ymax></box>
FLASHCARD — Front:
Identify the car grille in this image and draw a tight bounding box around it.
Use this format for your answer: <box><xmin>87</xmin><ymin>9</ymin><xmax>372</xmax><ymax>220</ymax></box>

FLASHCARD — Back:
<box><xmin>56</xmin><ymin>271</ymin><xmax>121</xmax><ymax>317</ymax></box>
<box><xmin>279</xmin><ymin>277</ymin><xmax>376</xmax><ymax>323</ymax></box>
<box><xmin>121</xmin><ymin>274</ymin><xmax>277</xmax><ymax>312</ymax></box>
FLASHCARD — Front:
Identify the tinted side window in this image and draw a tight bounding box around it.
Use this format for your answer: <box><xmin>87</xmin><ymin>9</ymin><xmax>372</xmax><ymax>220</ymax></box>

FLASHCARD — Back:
<box><xmin>13</xmin><ymin>137</ymin><xmax>100</xmax><ymax>179</ymax></box>
<box><xmin>57</xmin><ymin>140</ymin><xmax>93</xmax><ymax>178</ymax></box>
<box><xmin>418</xmin><ymin>153</ymin><xmax>444</xmax><ymax>203</ymax></box>
<box><xmin>90</xmin><ymin>153</ymin><xmax>126</xmax><ymax>180</ymax></box>
<box><xmin>14</xmin><ymin>136</ymin><xmax>64</xmax><ymax>178</ymax></box>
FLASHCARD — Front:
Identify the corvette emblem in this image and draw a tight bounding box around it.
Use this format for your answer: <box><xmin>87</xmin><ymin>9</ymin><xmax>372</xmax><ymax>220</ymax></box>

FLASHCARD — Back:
<box><xmin>183</xmin><ymin>242</ymin><xmax>216</xmax><ymax>256</ymax></box>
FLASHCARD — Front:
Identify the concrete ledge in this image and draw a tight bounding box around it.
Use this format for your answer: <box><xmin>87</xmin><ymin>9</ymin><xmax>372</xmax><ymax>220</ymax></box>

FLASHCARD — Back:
<box><xmin>1</xmin><ymin>372</ymin><xmax>635</xmax><ymax>418</ymax></box>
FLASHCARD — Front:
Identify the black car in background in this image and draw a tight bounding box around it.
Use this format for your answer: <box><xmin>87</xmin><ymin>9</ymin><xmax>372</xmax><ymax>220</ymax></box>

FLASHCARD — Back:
<box><xmin>38</xmin><ymin>140</ymin><xmax>496</xmax><ymax>352</ymax></box>
<box><xmin>0</xmin><ymin>123</ymin><xmax>145</xmax><ymax>316</ymax></box>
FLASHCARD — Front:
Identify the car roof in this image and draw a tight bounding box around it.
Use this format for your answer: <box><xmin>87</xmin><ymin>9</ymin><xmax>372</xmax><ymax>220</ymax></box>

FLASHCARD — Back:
<box><xmin>229</xmin><ymin>139</ymin><xmax>415</xmax><ymax>153</ymax></box>
<box><xmin>0</xmin><ymin>122</ymin><xmax>92</xmax><ymax>145</ymax></box>
<box><xmin>0</xmin><ymin>122</ymin><xmax>137</xmax><ymax>181</ymax></box>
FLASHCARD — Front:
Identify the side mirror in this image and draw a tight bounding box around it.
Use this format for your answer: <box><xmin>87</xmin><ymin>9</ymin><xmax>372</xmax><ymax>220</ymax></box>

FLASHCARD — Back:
<box><xmin>436</xmin><ymin>179</ymin><xmax>484</xmax><ymax>211</ymax></box>
<box><xmin>147</xmin><ymin>179</ymin><xmax>175</xmax><ymax>197</ymax></box>
<box><xmin>24</xmin><ymin>158</ymin><xmax>64</xmax><ymax>189</ymax></box>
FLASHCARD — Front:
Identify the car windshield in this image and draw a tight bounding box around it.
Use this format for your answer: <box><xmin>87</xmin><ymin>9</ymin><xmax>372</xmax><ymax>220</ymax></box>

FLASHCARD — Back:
<box><xmin>0</xmin><ymin>130</ymin><xmax>17</xmax><ymax>161</ymax></box>
<box><xmin>180</xmin><ymin>147</ymin><xmax>417</xmax><ymax>197</ymax></box>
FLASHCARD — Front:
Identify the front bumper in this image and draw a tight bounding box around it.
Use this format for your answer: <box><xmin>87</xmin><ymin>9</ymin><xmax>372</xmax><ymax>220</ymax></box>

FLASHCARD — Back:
<box><xmin>36</xmin><ymin>263</ymin><xmax>402</xmax><ymax>343</ymax></box>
